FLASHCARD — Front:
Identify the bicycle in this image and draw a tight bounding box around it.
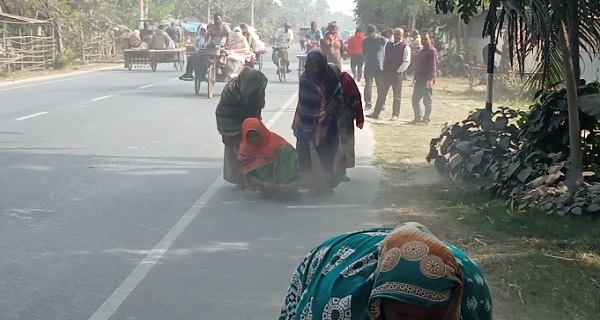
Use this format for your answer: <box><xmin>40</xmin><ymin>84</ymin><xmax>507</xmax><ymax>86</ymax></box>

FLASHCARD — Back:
<box><xmin>273</xmin><ymin>46</ymin><xmax>289</xmax><ymax>82</ymax></box>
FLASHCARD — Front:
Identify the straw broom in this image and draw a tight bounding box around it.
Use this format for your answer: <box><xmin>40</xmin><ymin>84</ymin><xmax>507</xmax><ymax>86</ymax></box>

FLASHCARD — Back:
<box><xmin>308</xmin><ymin>141</ymin><xmax>326</xmax><ymax>192</ymax></box>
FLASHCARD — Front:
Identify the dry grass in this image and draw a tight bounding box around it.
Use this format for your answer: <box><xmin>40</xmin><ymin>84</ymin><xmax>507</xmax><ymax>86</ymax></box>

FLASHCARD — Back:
<box><xmin>367</xmin><ymin>76</ymin><xmax>600</xmax><ymax>319</ymax></box>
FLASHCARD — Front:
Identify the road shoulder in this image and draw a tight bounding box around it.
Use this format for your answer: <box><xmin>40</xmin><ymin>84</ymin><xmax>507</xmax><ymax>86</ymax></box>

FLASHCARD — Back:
<box><xmin>0</xmin><ymin>63</ymin><xmax>121</xmax><ymax>88</ymax></box>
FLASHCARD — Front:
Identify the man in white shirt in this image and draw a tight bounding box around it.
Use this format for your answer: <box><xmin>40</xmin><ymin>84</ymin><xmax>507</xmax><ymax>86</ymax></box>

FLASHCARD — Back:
<box><xmin>272</xmin><ymin>22</ymin><xmax>293</xmax><ymax>74</ymax></box>
<box><xmin>366</xmin><ymin>28</ymin><xmax>411</xmax><ymax>121</ymax></box>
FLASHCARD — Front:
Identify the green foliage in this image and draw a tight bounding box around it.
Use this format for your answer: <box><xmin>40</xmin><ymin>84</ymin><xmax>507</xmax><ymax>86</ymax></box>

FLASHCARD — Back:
<box><xmin>53</xmin><ymin>48</ymin><xmax>74</xmax><ymax>69</ymax></box>
<box><xmin>438</xmin><ymin>51</ymin><xmax>471</xmax><ymax>77</ymax></box>
<box><xmin>147</xmin><ymin>0</ymin><xmax>176</xmax><ymax>24</ymax></box>
<box><xmin>427</xmin><ymin>106</ymin><xmax>524</xmax><ymax>181</ymax></box>
<box><xmin>428</xmin><ymin>82</ymin><xmax>600</xmax><ymax>215</ymax></box>
<box><xmin>433</xmin><ymin>0</ymin><xmax>600</xmax><ymax>90</ymax></box>
<box><xmin>354</xmin><ymin>0</ymin><xmax>446</xmax><ymax>31</ymax></box>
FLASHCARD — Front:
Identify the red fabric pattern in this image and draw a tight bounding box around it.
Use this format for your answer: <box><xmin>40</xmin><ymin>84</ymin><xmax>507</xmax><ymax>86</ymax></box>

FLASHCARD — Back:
<box><xmin>339</xmin><ymin>72</ymin><xmax>364</xmax><ymax>129</ymax></box>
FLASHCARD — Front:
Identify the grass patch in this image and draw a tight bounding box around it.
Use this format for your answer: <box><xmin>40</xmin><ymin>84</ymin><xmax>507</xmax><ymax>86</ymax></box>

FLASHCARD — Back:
<box><xmin>367</xmin><ymin>76</ymin><xmax>600</xmax><ymax>319</ymax></box>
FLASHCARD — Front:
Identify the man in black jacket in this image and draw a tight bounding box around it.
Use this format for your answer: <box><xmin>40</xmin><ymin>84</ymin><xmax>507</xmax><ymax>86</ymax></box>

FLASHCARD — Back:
<box><xmin>361</xmin><ymin>25</ymin><xmax>386</xmax><ymax>111</ymax></box>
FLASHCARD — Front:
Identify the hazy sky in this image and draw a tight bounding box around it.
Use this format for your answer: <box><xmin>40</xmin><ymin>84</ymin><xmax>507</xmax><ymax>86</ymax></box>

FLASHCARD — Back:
<box><xmin>328</xmin><ymin>0</ymin><xmax>356</xmax><ymax>16</ymax></box>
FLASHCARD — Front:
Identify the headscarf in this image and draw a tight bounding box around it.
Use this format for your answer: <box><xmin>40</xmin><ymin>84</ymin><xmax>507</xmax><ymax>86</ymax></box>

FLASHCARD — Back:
<box><xmin>303</xmin><ymin>50</ymin><xmax>340</xmax><ymax>98</ymax></box>
<box><xmin>227</xmin><ymin>26</ymin><xmax>250</xmax><ymax>52</ymax></box>
<box><xmin>238</xmin><ymin>118</ymin><xmax>292</xmax><ymax>185</ymax></box>
<box><xmin>195</xmin><ymin>24</ymin><xmax>208</xmax><ymax>48</ymax></box>
<box><xmin>368</xmin><ymin>223</ymin><xmax>463</xmax><ymax>320</ymax></box>
<box><xmin>215</xmin><ymin>67</ymin><xmax>268</xmax><ymax>135</ymax></box>
<box><xmin>228</xmin><ymin>26</ymin><xmax>245</xmax><ymax>43</ymax></box>
<box><xmin>293</xmin><ymin>50</ymin><xmax>341</xmax><ymax>144</ymax></box>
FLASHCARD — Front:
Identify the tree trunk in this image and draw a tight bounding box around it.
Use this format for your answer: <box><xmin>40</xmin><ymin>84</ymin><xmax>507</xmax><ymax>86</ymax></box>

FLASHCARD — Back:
<box><xmin>456</xmin><ymin>15</ymin><xmax>461</xmax><ymax>54</ymax></box>
<box><xmin>568</xmin><ymin>0</ymin><xmax>580</xmax><ymax>80</ymax></box>
<box><xmin>559</xmin><ymin>20</ymin><xmax>583</xmax><ymax>184</ymax></box>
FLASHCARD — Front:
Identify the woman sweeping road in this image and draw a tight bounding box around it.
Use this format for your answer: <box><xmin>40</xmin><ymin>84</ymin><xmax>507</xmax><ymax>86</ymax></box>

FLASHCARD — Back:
<box><xmin>293</xmin><ymin>50</ymin><xmax>343</xmax><ymax>196</ymax></box>
<box><xmin>278</xmin><ymin>222</ymin><xmax>492</xmax><ymax>320</ymax></box>
<box><xmin>215</xmin><ymin>67</ymin><xmax>268</xmax><ymax>189</ymax></box>
<box><xmin>238</xmin><ymin>118</ymin><xmax>301</xmax><ymax>200</ymax></box>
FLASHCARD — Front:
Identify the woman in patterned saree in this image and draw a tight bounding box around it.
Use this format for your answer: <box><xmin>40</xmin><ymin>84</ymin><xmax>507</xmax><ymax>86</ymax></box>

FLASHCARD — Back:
<box><xmin>278</xmin><ymin>222</ymin><xmax>492</xmax><ymax>320</ymax></box>
<box><xmin>293</xmin><ymin>49</ymin><xmax>343</xmax><ymax>196</ymax></box>
<box><xmin>238</xmin><ymin>118</ymin><xmax>301</xmax><ymax>200</ymax></box>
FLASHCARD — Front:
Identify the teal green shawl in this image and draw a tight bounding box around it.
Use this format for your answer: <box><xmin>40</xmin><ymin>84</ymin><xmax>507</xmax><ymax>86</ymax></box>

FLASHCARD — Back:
<box><xmin>278</xmin><ymin>222</ymin><xmax>492</xmax><ymax>320</ymax></box>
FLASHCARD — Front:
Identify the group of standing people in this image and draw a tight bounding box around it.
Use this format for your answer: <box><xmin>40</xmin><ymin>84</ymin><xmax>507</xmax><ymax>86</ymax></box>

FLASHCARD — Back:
<box><xmin>214</xmin><ymin>49</ymin><xmax>363</xmax><ymax>199</ymax></box>
<box><xmin>349</xmin><ymin>25</ymin><xmax>439</xmax><ymax>125</ymax></box>
<box><xmin>301</xmin><ymin>22</ymin><xmax>438</xmax><ymax>125</ymax></box>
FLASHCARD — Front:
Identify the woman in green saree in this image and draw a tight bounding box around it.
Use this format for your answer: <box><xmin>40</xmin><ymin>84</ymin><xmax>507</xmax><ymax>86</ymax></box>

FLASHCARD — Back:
<box><xmin>238</xmin><ymin>118</ymin><xmax>301</xmax><ymax>199</ymax></box>
<box><xmin>215</xmin><ymin>67</ymin><xmax>268</xmax><ymax>189</ymax></box>
<box><xmin>278</xmin><ymin>222</ymin><xmax>492</xmax><ymax>320</ymax></box>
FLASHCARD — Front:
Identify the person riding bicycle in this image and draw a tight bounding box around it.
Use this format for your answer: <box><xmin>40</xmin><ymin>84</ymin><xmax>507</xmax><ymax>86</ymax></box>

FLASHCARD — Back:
<box><xmin>305</xmin><ymin>21</ymin><xmax>323</xmax><ymax>52</ymax></box>
<box><xmin>272</xmin><ymin>22</ymin><xmax>293</xmax><ymax>74</ymax></box>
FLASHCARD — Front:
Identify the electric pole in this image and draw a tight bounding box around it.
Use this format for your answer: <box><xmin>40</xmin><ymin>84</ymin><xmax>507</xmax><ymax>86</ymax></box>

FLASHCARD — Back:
<box><xmin>138</xmin><ymin>0</ymin><xmax>144</xmax><ymax>28</ymax></box>
<box><xmin>251</xmin><ymin>0</ymin><xmax>254</xmax><ymax>26</ymax></box>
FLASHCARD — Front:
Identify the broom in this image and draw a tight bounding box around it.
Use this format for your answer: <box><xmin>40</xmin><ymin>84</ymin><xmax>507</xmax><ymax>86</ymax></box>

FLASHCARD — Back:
<box><xmin>308</xmin><ymin>141</ymin><xmax>326</xmax><ymax>193</ymax></box>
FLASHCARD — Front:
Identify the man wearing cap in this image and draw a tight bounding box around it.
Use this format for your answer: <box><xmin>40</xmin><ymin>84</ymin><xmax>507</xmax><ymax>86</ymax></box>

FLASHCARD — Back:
<box><xmin>272</xmin><ymin>22</ymin><xmax>294</xmax><ymax>74</ymax></box>
<box><xmin>361</xmin><ymin>25</ymin><xmax>387</xmax><ymax>111</ymax></box>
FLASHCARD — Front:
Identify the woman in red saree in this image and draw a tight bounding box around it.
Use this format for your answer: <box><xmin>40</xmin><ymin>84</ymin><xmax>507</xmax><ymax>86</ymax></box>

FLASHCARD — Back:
<box><xmin>238</xmin><ymin>118</ymin><xmax>301</xmax><ymax>199</ymax></box>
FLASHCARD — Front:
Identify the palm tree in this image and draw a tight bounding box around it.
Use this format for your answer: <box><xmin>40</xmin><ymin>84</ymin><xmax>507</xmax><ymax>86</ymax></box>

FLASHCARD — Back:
<box><xmin>434</xmin><ymin>0</ymin><xmax>600</xmax><ymax>184</ymax></box>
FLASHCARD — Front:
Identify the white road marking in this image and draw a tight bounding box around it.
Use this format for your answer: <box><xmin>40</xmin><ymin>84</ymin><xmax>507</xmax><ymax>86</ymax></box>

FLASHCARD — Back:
<box><xmin>90</xmin><ymin>95</ymin><xmax>112</xmax><ymax>102</ymax></box>
<box><xmin>138</xmin><ymin>85</ymin><xmax>153</xmax><ymax>89</ymax></box>
<box><xmin>87</xmin><ymin>90</ymin><xmax>299</xmax><ymax>320</ymax></box>
<box><xmin>0</xmin><ymin>72</ymin><xmax>112</xmax><ymax>92</ymax></box>
<box><xmin>15</xmin><ymin>112</ymin><xmax>48</xmax><ymax>121</ymax></box>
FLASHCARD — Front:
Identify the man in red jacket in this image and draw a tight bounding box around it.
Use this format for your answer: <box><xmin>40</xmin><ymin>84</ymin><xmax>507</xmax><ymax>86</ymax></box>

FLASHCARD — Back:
<box><xmin>346</xmin><ymin>27</ymin><xmax>366</xmax><ymax>81</ymax></box>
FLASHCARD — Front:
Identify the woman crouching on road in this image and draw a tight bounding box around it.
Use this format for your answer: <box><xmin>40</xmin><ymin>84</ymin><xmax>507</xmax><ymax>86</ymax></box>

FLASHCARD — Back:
<box><xmin>278</xmin><ymin>222</ymin><xmax>492</xmax><ymax>320</ymax></box>
<box><xmin>215</xmin><ymin>67</ymin><xmax>268</xmax><ymax>189</ymax></box>
<box><xmin>238</xmin><ymin>118</ymin><xmax>302</xmax><ymax>200</ymax></box>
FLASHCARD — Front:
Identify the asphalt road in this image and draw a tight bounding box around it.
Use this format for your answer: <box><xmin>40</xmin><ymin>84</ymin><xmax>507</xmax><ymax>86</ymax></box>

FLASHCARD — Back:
<box><xmin>0</xmin><ymin>46</ymin><xmax>381</xmax><ymax>320</ymax></box>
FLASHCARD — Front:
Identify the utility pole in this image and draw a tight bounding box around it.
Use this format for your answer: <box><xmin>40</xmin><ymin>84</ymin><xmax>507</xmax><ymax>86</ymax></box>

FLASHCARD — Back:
<box><xmin>207</xmin><ymin>0</ymin><xmax>211</xmax><ymax>22</ymax></box>
<box><xmin>251</xmin><ymin>0</ymin><xmax>254</xmax><ymax>26</ymax></box>
<box><xmin>138</xmin><ymin>0</ymin><xmax>144</xmax><ymax>28</ymax></box>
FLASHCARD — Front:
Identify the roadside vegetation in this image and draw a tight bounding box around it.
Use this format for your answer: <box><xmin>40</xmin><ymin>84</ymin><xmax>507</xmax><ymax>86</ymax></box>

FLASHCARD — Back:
<box><xmin>367</xmin><ymin>77</ymin><xmax>599</xmax><ymax>319</ymax></box>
